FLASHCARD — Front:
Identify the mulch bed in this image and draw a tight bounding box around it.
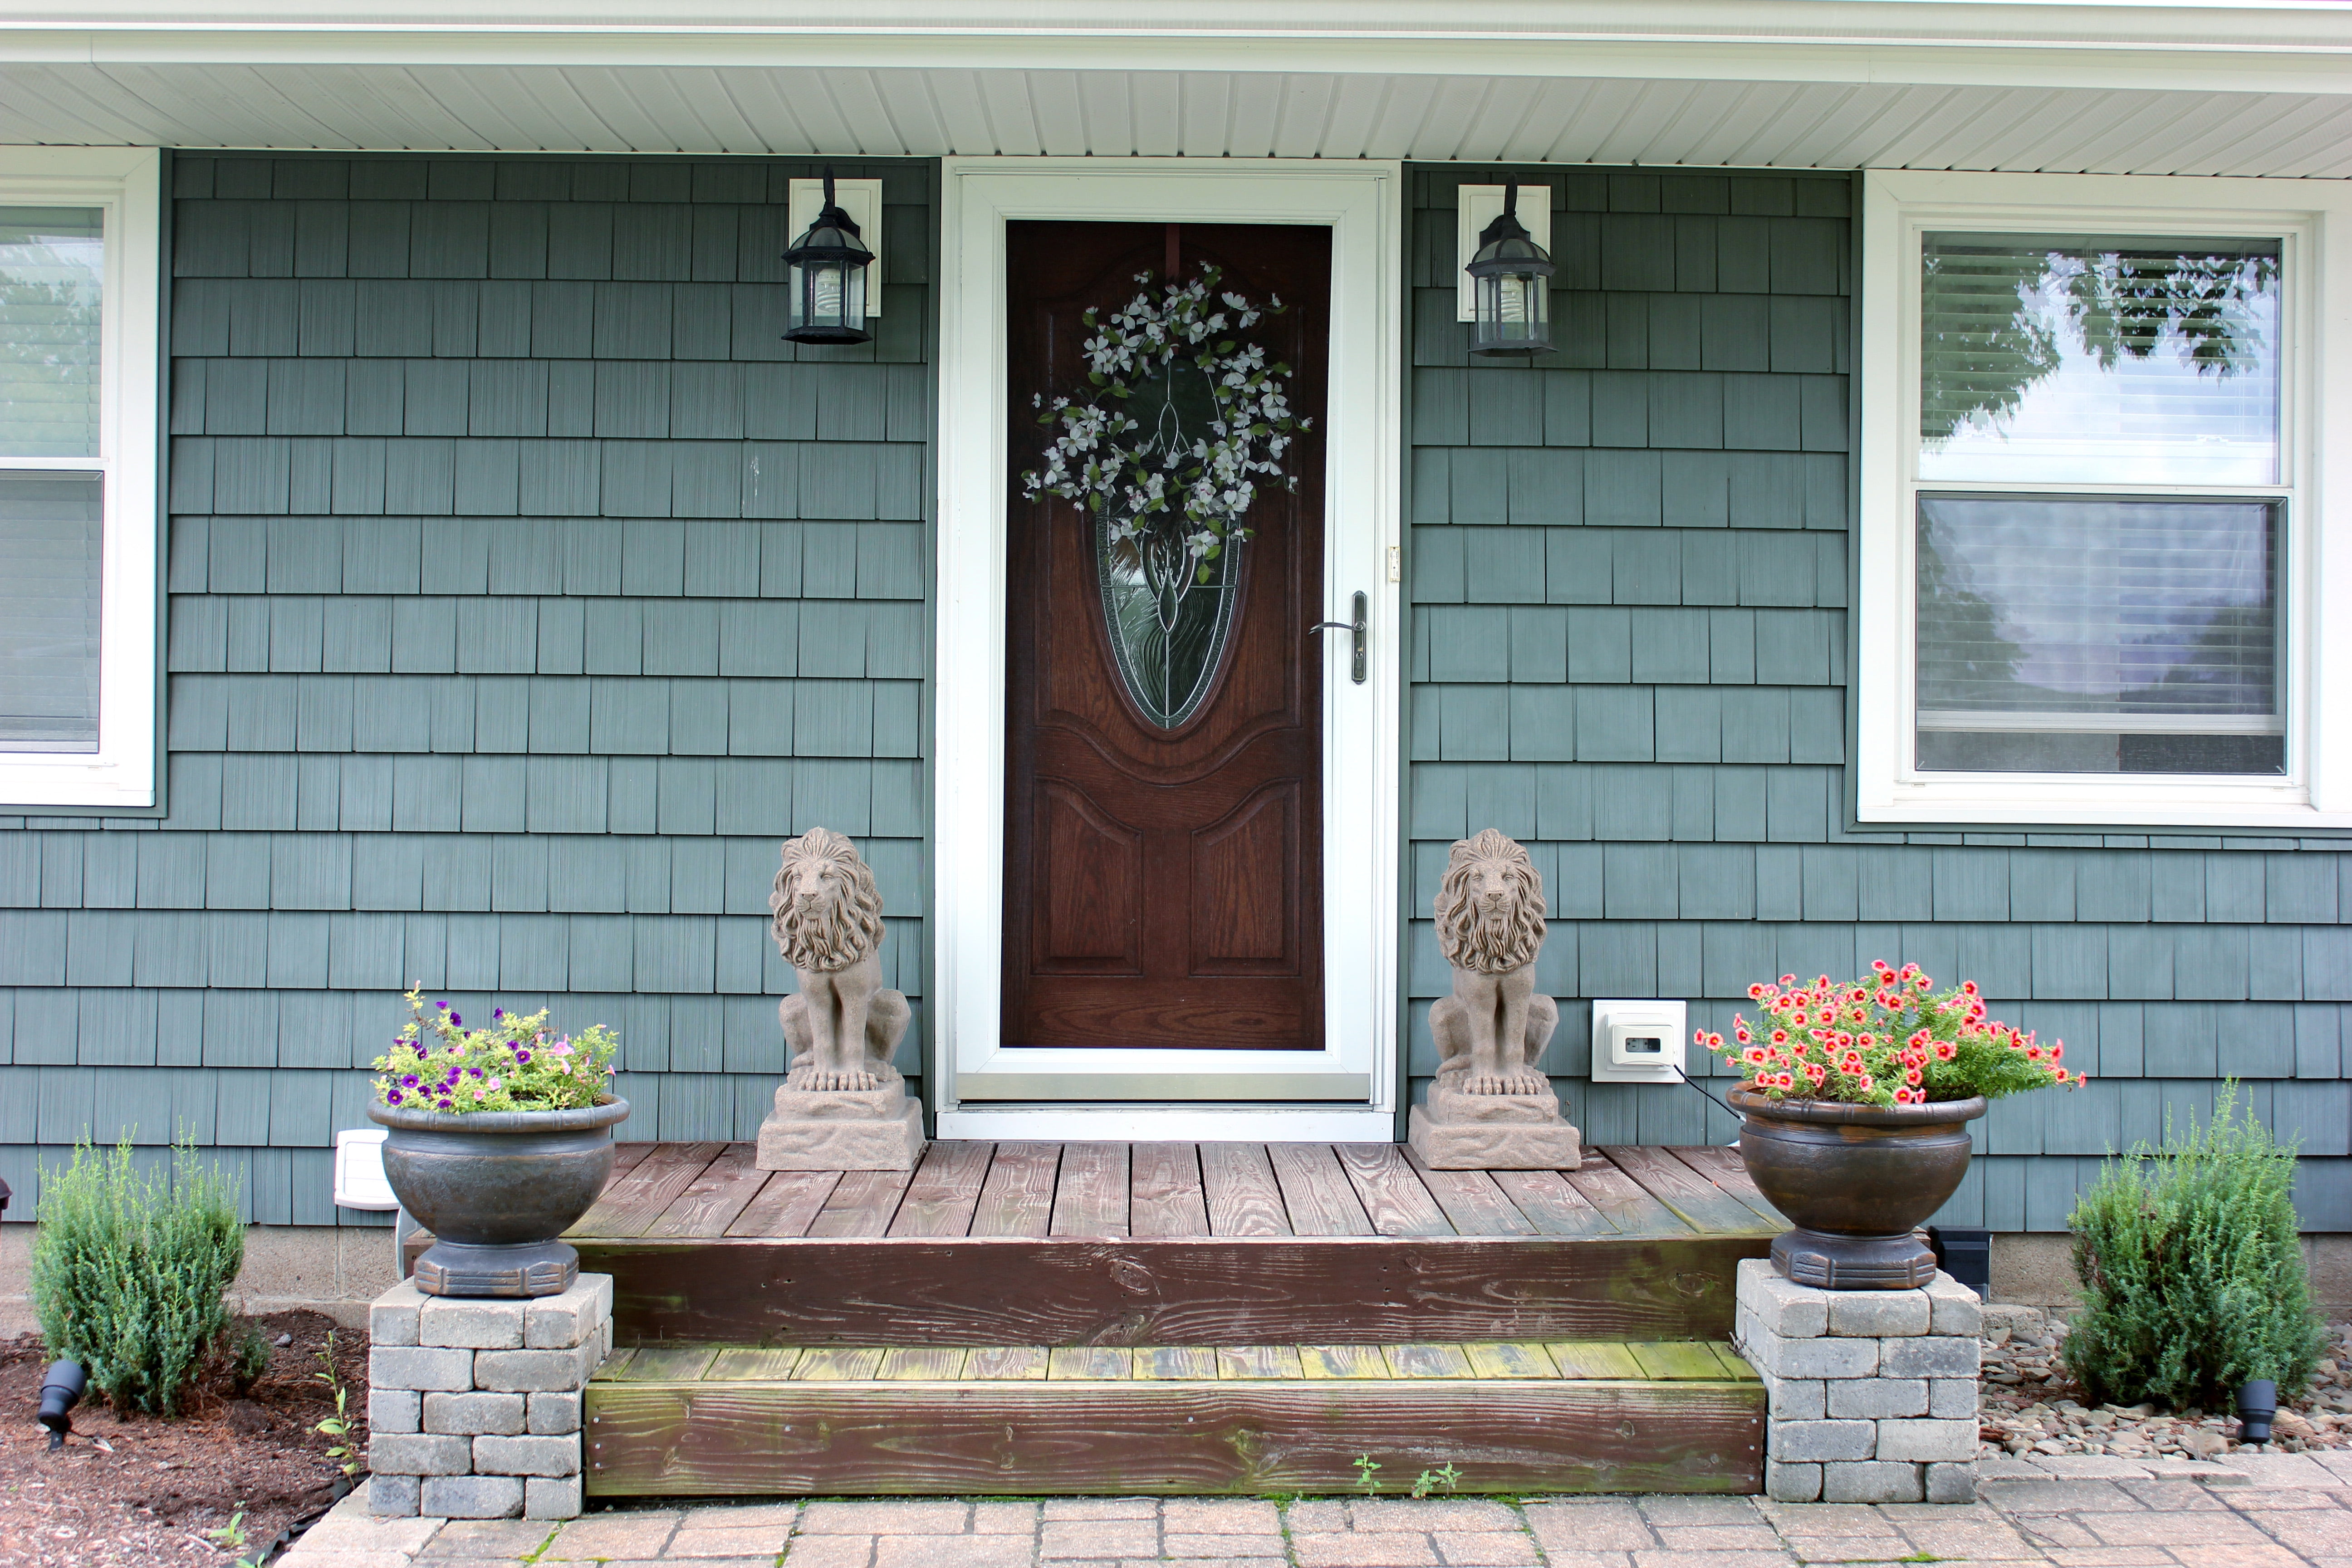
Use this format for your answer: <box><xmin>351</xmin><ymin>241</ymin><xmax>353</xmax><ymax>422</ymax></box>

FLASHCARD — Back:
<box><xmin>0</xmin><ymin>1312</ymin><xmax>368</xmax><ymax>1568</ymax></box>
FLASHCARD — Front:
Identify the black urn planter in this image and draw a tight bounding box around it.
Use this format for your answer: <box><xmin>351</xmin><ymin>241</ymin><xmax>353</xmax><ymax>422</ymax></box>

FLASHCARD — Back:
<box><xmin>369</xmin><ymin>1096</ymin><xmax>629</xmax><ymax>1298</ymax></box>
<box><xmin>1731</xmin><ymin>1086</ymin><xmax>1986</xmax><ymax>1291</ymax></box>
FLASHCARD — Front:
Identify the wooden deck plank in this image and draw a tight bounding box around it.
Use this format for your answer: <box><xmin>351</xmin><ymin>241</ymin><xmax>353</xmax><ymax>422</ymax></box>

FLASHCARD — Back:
<box><xmin>725</xmin><ymin>1170</ymin><xmax>844</xmax><ymax>1238</ymax></box>
<box><xmin>608</xmin><ymin>1143</ymin><xmax>655</xmax><ymax>1179</ymax></box>
<box><xmin>1626</xmin><ymin>1342</ymin><xmax>1737</xmax><ymax>1381</ymax></box>
<box><xmin>1545</xmin><ymin>1342</ymin><xmax>1649</xmax><ymax>1380</ymax></box>
<box><xmin>1561</xmin><ymin>1154</ymin><xmax>1696</xmax><ymax>1239</ymax></box>
<box><xmin>1050</xmin><ymin>1142</ymin><xmax>1132</xmax><ymax>1237</ymax></box>
<box><xmin>1129</xmin><ymin>1142</ymin><xmax>1210</xmax><ymax>1238</ymax></box>
<box><xmin>1048</xmin><ymin>1346</ymin><xmax>1133</xmax><ymax>1380</ymax></box>
<box><xmin>595</xmin><ymin>1230</ymin><xmax>1766</xmax><ymax>1346</ymax></box>
<box><xmin>1298</xmin><ymin>1345</ymin><xmax>1389</xmax><ymax>1379</ymax></box>
<box><xmin>791</xmin><ymin>1348</ymin><xmax>887</xmax><ymax>1381</ymax></box>
<box><xmin>570</xmin><ymin>1142</ymin><xmax>728</xmax><ymax>1238</ymax></box>
<box><xmin>1383</xmin><ymin>1343</ymin><xmax>1476</xmax><ymax>1378</ymax></box>
<box><xmin>1401</xmin><ymin>1147</ymin><xmax>1539</xmax><ymax>1237</ymax></box>
<box><xmin>966</xmin><ymin>1347</ymin><xmax>1049</xmax><ymax>1381</ymax></box>
<box><xmin>1709</xmin><ymin>1343</ymin><xmax>1761</xmax><ymax>1381</ymax></box>
<box><xmin>584</xmin><ymin>1378</ymin><xmax>1765</xmax><ymax>1496</ymax></box>
<box><xmin>1200</xmin><ymin>1143</ymin><xmax>1291</xmax><ymax>1236</ymax></box>
<box><xmin>589</xmin><ymin>1347</ymin><xmax>637</xmax><ymax>1382</ymax></box>
<box><xmin>1489</xmin><ymin>1169</ymin><xmax>1617</xmax><ymax>1237</ymax></box>
<box><xmin>1333</xmin><ymin>1144</ymin><xmax>1455</xmax><ymax>1237</ymax></box>
<box><xmin>1215</xmin><ymin>1345</ymin><xmax>1305</xmax><ymax>1380</ymax></box>
<box><xmin>617</xmin><ymin>1346</ymin><xmax>717</xmax><ymax>1382</ymax></box>
<box><xmin>704</xmin><ymin>1348</ymin><xmax>802</xmax><ymax>1381</ymax></box>
<box><xmin>1671</xmin><ymin>1145</ymin><xmax>1790</xmax><ymax>1229</ymax></box>
<box><xmin>643</xmin><ymin>1145</ymin><xmax>771</xmax><ymax>1238</ymax></box>
<box><xmin>888</xmin><ymin>1141</ymin><xmax>995</xmax><ymax>1237</ymax></box>
<box><xmin>1462</xmin><ymin>1342</ymin><xmax>1557</xmax><ymax>1379</ymax></box>
<box><xmin>1267</xmin><ymin>1144</ymin><xmax>1374</xmax><ymax>1237</ymax></box>
<box><xmin>1137</xmin><ymin>1346</ymin><xmax>1219</xmax><ymax>1380</ymax></box>
<box><xmin>968</xmin><ymin>1142</ymin><xmax>1062</xmax><ymax>1238</ymax></box>
<box><xmin>877</xmin><ymin>1347</ymin><xmax>969</xmax><ymax>1380</ymax></box>
<box><xmin>1604</xmin><ymin>1146</ymin><xmax>1776</xmax><ymax>1236</ymax></box>
<box><xmin>807</xmin><ymin>1169</ymin><xmax>916</xmax><ymax>1238</ymax></box>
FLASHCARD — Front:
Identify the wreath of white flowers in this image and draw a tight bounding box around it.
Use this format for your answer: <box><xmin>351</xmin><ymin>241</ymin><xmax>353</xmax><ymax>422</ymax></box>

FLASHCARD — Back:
<box><xmin>1022</xmin><ymin>265</ymin><xmax>1308</xmax><ymax>603</ymax></box>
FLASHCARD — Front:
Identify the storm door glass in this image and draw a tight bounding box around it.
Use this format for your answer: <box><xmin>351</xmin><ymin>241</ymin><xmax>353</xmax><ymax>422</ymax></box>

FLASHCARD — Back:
<box><xmin>0</xmin><ymin>207</ymin><xmax>104</xmax><ymax>752</ymax></box>
<box><xmin>1094</xmin><ymin>355</ymin><xmax>1242</xmax><ymax>730</ymax></box>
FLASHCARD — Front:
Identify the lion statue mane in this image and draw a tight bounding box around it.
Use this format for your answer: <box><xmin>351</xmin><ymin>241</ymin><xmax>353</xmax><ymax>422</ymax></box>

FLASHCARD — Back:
<box><xmin>771</xmin><ymin>827</ymin><xmax>888</xmax><ymax>974</ymax></box>
<box><xmin>1435</xmin><ymin>828</ymin><xmax>1547</xmax><ymax>976</ymax></box>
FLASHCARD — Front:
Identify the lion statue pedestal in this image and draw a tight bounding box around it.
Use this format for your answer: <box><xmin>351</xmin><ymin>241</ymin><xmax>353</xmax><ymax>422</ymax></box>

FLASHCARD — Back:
<box><xmin>754</xmin><ymin>828</ymin><xmax>927</xmax><ymax>1173</ymax></box>
<box><xmin>1406</xmin><ymin>828</ymin><xmax>1584</xmax><ymax>1172</ymax></box>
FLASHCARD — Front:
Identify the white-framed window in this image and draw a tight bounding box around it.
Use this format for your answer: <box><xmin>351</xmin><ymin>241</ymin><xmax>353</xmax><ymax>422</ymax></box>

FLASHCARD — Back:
<box><xmin>1858</xmin><ymin>169</ymin><xmax>2352</xmax><ymax>828</ymax></box>
<box><xmin>0</xmin><ymin>147</ymin><xmax>161</xmax><ymax>811</ymax></box>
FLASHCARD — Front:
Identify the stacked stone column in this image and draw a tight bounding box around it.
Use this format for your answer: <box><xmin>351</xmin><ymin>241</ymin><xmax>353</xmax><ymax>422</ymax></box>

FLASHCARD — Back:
<box><xmin>365</xmin><ymin>1274</ymin><xmax>613</xmax><ymax>1520</ymax></box>
<box><xmin>1733</xmin><ymin>1258</ymin><xmax>1982</xmax><ymax>1504</ymax></box>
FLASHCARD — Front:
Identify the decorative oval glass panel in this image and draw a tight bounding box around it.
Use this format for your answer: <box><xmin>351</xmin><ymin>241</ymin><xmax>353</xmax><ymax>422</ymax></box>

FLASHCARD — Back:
<box><xmin>1094</xmin><ymin>356</ymin><xmax>1244</xmax><ymax>729</ymax></box>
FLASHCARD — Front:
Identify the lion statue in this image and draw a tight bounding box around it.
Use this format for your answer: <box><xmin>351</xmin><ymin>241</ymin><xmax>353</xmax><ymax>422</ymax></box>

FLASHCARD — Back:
<box><xmin>1428</xmin><ymin>828</ymin><xmax>1558</xmax><ymax>1096</ymax></box>
<box><xmin>770</xmin><ymin>827</ymin><xmax>910</xmax><ymax>1093</ymax></box>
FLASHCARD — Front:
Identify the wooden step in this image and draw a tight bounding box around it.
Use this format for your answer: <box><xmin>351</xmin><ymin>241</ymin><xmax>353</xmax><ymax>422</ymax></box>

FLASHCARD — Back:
<box><xmin>583</xmin><ymin>1339</ymin><xmax>1764</xmax><ymax>1497</ymax></box>
<box><xmin>506</xmin><ymin>1142</ymin><xmax>1784</xmax><ymax>1347</ymax></box>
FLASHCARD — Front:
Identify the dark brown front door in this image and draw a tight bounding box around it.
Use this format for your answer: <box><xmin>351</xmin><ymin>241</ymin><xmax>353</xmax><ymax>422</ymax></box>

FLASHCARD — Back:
<box><xmin>1003</xmin><ymin>220</ymin><xmax>1330</xmax><ymax>1054</ymax></box>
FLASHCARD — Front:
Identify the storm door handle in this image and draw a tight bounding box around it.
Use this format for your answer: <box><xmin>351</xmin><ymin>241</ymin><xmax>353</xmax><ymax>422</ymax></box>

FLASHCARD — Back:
<box><xmin>1308</xmin><ymin>590</ymin><xmax>1368</xmax><ymax>685</ymax></box>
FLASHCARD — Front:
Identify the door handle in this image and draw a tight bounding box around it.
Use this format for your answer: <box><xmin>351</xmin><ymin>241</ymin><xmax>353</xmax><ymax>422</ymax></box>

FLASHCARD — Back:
<box><xmin>1308</xmin><ymin>590</ymin><xmax>1367</xmax><ymax>685</ymax></box>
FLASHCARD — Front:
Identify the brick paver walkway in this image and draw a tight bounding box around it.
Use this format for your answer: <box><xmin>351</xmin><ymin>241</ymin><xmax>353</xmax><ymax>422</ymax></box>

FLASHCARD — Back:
<box><xmin>279</xmin><ymin>1452</ymin><xmax>2352</xmax><ymax>1568</ymax></box>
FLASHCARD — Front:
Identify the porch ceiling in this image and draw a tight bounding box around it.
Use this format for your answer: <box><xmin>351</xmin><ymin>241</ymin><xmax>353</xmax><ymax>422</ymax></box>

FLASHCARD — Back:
<box><xmin>5</xmin><ymin>3</ymin><xmax>2352</xmax><ymax>175</ymax></box>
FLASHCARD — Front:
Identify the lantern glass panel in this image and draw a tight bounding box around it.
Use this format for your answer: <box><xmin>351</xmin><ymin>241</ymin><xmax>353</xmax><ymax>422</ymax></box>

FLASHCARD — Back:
<box><xmin>791</xmin><ymin>257</ymin><xmax>866</xmax><ymax>337</ymax></box>
<box><xmin>1475</xmin><ymin>269</ymin><xmax>1549</xmax><ymax>352</ymax></box>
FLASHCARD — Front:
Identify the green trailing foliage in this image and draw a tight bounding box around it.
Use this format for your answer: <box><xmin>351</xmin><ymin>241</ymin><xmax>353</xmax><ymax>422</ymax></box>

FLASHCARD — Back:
<box><xmin>29</xmin><ymin>1135</ymin><xmax>244</xmax><ymax>1417</ymax></box>
<box><xmin>2064</xmin><ymin>1082</ymin><xmax>2325</xmax><ymax>1411</ymax></box>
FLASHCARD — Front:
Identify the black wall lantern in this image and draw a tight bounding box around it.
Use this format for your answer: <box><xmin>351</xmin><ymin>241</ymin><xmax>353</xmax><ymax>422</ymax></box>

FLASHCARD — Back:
<box><xmin>1466</xmin><ymin>183</ymin><xmax>1556</xmax><ymax>358</ymax></box>
<box><xmin>783</xmin><ymin>169</ymin><xmax>874</xmax><ymax>346</ymax></box>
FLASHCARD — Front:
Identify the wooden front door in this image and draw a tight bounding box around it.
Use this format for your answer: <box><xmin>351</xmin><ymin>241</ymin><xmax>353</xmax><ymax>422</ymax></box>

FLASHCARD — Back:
<box><xmin>1003</xmin><ymin>220</ymin><xmax>1330</xmax><ymax>1057</ymax></box>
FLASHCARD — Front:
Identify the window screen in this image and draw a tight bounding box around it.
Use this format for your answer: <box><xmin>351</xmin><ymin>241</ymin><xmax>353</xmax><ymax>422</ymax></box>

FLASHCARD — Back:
<box><xmin>0</xmin><ymin>472</ymin><xmax>102</xmax><ymax>752</ymax></box>
<box><xmin>1915</xmin><ymin>230</ymin><xmax>2286</xmax><ymax>777</ymax></box>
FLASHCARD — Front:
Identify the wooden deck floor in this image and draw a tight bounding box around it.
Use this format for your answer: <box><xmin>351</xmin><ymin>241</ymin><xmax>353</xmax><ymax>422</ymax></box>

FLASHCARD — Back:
<box><xmin>567</xmin><ymin>1140</ymin><xmax>1785</xmax><ymax>1243</ymax></box>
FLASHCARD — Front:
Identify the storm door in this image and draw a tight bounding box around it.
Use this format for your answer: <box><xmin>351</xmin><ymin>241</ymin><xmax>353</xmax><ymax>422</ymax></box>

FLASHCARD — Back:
<box><xmin>1002</xmin><ymin>221</ymin><xmax>1331</xmax><ymax>1059</ymax></box>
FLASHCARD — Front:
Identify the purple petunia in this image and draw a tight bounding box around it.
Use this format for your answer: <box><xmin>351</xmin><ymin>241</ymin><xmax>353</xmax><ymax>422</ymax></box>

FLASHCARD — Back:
<box><xmin>449</xmin><ymin>1013</ymin><xmax>462</xmax><ymax>1026</ymax></box>
<box><xmin>514</xmin><ymin>1049</ymin><xmax>532</xmax><ymax>1063</ymax></box>
<box><xmin>437</xmin><ymin>1098</ymin><xmax>455</xmax><ymax>1111</ymax></box>
<box><xmin>401</xmin><ymin>1073</ymin><xmax>419</xmax><ymax>1088</ymax></box>
<box><xmin>436</xmin><ymin>1000</ymin><xmax>449</xmax><ymax>1010</ymax></box>
<box><xmin>468</xmin><ymin>1066</ymin><xmax>486</xmax><ymax>1079</ymax></box>
<box><xmin>492</xmin><ymin>1007</ymin><xmax>504</xmax><ymax>1019</ymax></box>
<box><xmin>387</xmin><ymin>1088</ymin><xmax>404</xmax><ymax>1105</ymax></box>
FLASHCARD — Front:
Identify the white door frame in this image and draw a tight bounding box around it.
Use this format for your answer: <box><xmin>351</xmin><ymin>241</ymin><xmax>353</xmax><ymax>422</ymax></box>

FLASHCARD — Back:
<box><xmin>932</xmin><ymin>157</ymin><xmax>1404</xmax><ymax>1142</ymax></box>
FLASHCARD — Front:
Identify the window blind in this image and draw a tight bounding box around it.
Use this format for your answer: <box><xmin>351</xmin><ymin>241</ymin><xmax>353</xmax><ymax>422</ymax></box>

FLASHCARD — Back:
<box><xmin>1916</xmin><ymin>495</ymin><xmax>2281</xmax><ymax>775</ymax></box>
<box><xmin>0</xmin><ymin>206</ymin><xmax>103</xmax><ymax>460</ymax></box>
<box><xmin>1918</xmin><ymin>233</ymin><xmax>2279</xmax><ymax>487</ymax></box>
<box><xmin>0</xmin><ymin>472</ymin><xmax>103</xmax><ymax>752</ymax></box>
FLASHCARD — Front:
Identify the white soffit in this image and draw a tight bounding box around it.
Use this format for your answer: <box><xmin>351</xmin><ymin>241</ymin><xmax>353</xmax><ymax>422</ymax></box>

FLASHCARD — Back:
<box><xmin>5</xmin><ymin>3</ymin><xmax>2352</xmax><ymax>175</ymax></box>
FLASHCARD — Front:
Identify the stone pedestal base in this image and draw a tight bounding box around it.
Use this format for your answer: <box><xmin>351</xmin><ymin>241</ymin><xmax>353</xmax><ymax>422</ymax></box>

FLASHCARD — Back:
<box><xmin>366</xmin><ymin>1274</ymin><xmax>610</xmax><ymax>1520</ymax></box>
<box><xmin>1407</xmin><ymin>1080</ymin><xmax>1582</xmax><ymax>1170</ymax></box>
<box><xmin>1733</xmin><ymin>1258</ymin><xmax>1983</xmax><ymax>1504</ymax></box>
<box><xmin>756</xmin><ymin>1083</ymin><xmax>926</xmax><ymax>1171</ymax></box>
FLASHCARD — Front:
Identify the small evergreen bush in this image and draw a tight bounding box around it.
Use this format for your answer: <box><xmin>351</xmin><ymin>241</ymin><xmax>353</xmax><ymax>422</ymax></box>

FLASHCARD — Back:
<box><xmin>29</xmin><ymin>1135</ymin><xmax>244</xmax><ymax>1416</ymax></box>
<box><xmin>2064</xmin><ymin>1082</ymin><xmax>2325</xmax><ymax>1410</ymax></box>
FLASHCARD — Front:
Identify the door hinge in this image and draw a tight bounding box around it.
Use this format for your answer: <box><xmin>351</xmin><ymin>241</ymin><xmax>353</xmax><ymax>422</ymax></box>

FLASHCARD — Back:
<box><xmin>1387</xmin><ymin>544</ymin><xmax>1401</xmax><ymax>583</ymax></box>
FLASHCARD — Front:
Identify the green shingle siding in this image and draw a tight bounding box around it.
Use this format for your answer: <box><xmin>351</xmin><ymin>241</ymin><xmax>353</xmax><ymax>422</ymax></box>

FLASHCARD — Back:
<box><xmin>1404</xmin><ymin>166</ymin><xmax>2351</xmax><ymax>1228</ymax></box>
<box><xmin>0</xmin><ymin>154</ymin><xmax>936</xmax><ymax>1216</ymax></box>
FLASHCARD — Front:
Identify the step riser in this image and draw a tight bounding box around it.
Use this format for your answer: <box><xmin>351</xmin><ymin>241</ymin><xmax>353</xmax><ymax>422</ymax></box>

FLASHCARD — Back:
<box><xmin>591</xmin><ymin>1234</ymin><xmax>1771</xmax><ymax>1347</ymax></box>
<box><xmin>583</xmin><ymin>1380</ymin><xmax>1764</xmax><ymax>1497</ymax></box>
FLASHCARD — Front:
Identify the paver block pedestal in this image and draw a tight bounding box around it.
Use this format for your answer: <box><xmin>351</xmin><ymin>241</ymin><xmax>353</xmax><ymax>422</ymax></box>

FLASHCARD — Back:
<box><xmin>367</xmin><ymin>1273</ymin><xmax>612</xmax><ymax>1519</ymax></box>
<box><xmin>1733</xmin><ymin>1258</ymin><xmax>1980</xmax><ymax>1504</ymax></box>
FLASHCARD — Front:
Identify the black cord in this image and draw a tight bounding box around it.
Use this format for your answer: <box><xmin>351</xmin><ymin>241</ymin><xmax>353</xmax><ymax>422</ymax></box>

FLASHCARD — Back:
<box><xmin>1667</xmin><ymin>1064</ymin><xmax>1742</xmax><ymax>1122</ymax></box>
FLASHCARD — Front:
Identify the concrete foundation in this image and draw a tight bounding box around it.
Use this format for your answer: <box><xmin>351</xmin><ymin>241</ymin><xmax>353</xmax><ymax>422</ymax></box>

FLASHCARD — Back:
<box><xmin>0</xmin><ymin>1222</ymin><xmax>402</xmax><ymax>1336</ymax></box>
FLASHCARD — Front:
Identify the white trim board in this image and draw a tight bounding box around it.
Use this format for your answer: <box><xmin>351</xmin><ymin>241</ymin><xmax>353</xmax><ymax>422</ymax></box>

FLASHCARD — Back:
<box><xmin>931</xmin><ymin>157</ymin><xmax>1404</xmax><ymax>1139</ymax></box>
<box><xmin>0</xmin><ymin>146</ymin><xmax>162</xmax><ymax>812</ymax></box>
<box><xmin>1856</xmin><ymin>167</ymin><xmax>2352</xmax><ymax>828</ymax></box>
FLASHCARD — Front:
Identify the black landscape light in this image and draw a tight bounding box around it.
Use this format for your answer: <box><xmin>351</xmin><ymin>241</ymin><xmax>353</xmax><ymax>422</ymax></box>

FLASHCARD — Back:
<box><xmin>2237</xmin><ymin>1379</ymin><xmax>2278</xmax><ymax>1445</ymax></box>
<box><xmin>783</xmin><ymin>168</ymin><xmax>875</xmax><ymax>346</ymax></box>
<box><xmin>38</xmin><ymin>1359</ymin><xmax>84</xmax><ymax>1449</ymax></box>
<box><xmin>1466</xmin><ymin>182</ymin><xmax>1556</xmax><ymax>358</ymax></box>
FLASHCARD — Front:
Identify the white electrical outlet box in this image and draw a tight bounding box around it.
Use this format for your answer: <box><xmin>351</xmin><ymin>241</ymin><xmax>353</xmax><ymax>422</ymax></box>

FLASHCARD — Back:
<box><xmin>1590</xmin><ymin>999</ymin><xmax>1687</xmax><ymax>1083</ymax></box>
<box><xmin>787</xmin><ymin>178</ymin><xmax>885</xmax><ymax>314</ymax></box>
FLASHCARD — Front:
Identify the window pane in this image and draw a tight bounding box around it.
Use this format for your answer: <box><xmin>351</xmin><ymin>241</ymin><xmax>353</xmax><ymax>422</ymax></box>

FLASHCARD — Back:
<box><xmin>0</xmin><ymin>206</ymin><xmax>103</xmax><ymax>459</ymax></box>
<box><xmin>1915</xmin><ymin>495</ymin><xmax>2281</xmax><ymax>775</ymax></box>
<box><xmin>0</xmin><ymin>471</ymin><xmax>103</xmax><ymax>753</ymax></box>
<box><xmin>1919</xmin><ymin>233</ymin><xmax>2279</xmax><ymax>485</ymax></box>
